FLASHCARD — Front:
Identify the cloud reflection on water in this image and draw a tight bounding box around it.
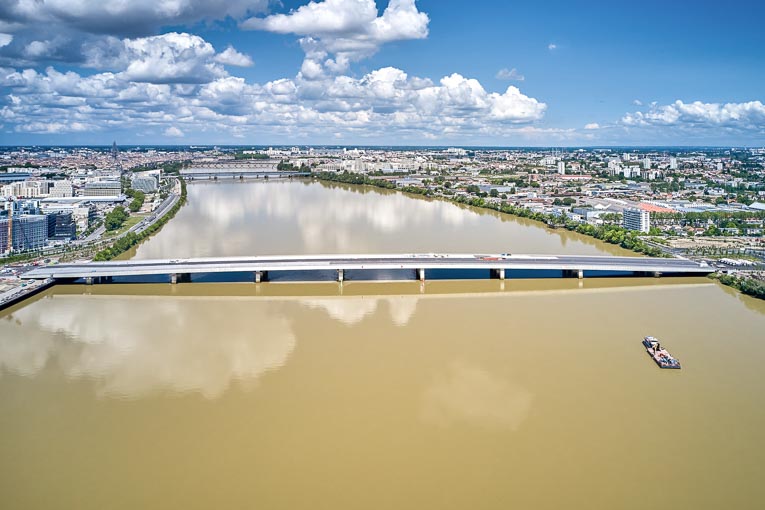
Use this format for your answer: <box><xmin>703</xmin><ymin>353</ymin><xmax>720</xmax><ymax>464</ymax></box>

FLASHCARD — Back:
<box><xmin>0</xmin><ymin>296</ymin><xmax>296</xmax><ymax>399</ymax></box>
<box><xmin>421</xmin><ymin>361</ymin><xmax>533</xmax><ymax>430</ymax></box>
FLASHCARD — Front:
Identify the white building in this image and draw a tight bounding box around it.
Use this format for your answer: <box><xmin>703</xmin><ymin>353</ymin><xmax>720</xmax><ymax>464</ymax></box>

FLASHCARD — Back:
<box><xmin>84</xmin><ymin>181</ymin><xmax>121</xmax><ymax>197</ymax></box>
<box><xmin>623</xmin><ymin>208</ymin><xmax>651</xmax><ymax>233</ymax></box>
<box><xmin>642</xmin><ymin>157</ymin><xmax>651</xmax><ymax>169</ymax></box>
<box><xmin>669</xmin><ymin>157</ymin><xmax>678</xmax><ymax>170</ymax></box>
<box><xmin>557</xmin><ymin>161</ymin><xmax>566</xmax><ymax>175</ymax></box>
<box><xmin>50</xmin><ymin>180</ymin><xmax>74</xmax><ymax>198</ymax></box>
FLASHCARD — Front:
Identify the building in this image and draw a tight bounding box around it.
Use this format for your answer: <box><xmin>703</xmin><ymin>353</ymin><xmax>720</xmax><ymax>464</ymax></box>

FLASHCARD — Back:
<box><xmin>84</xmin><ymin>181</ymin><xmax>121</xmax><ymax>197</ymax></box>
<box><xmin>623</xmin><ymin>208</ymin><xmax>651</xmax><ymax>233</ymax></box>
<box><xmin>642</xmin><ymin>157</ymin><xmax>651</xmax><ymax>170</ymax></box>
<box><xmin>669</xmin><ymin>157</ymin><xmax>678</xmax><ymax>170</ymax></box>
<box><xmin>132</xmin><ymin>175</ymin><xmax>158</xmax><ymax>193</ymax></box>
<box><xmin>557</xmin><ymin>161</ymin><xmax>566</xmax><ymax>175</ymax></box>
<box><xmin>50</xmin><ymin>180</ymin><xmax>74</xmax><ymax>198</ymax></box>
<box><xmin>0</xmin><ymin>215</ymin><xmax>48</xmax><ymax>252</ymax></box>
<box><xmin>46</xmin><ymin>212</ymin><xmax>76</xmax><ymax>240</ymax></box>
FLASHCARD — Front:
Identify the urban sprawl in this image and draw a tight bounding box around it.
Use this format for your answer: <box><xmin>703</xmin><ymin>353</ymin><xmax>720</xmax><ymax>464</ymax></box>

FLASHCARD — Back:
<box><xmin>2</xmin><ymin>144</ymin><xmax>765</xmax><ymax>302</ymax></box>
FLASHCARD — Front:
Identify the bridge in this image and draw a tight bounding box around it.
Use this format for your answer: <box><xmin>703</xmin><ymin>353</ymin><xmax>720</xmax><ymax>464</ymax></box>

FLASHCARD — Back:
<box><xmin>181</xmin><ymin>168</ymin><xmax>309</xmax><ymax>180</ymax></box>
<box><xmin>23</xmin><ymin>253</ymin><xmax>713</xmax><ymax>284</ymax></box>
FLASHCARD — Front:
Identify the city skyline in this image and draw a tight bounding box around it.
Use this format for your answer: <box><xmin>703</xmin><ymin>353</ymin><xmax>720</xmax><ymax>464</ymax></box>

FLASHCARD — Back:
<box><xmin>1</xmin><ymin>0</ymin><xmax>764</xmax><ymax>146</ymax></box>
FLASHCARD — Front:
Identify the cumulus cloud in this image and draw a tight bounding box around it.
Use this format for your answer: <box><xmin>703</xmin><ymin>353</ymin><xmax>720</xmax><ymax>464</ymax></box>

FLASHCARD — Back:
<box><xmin>242</xmin><ymin>0</ymin><xmax>429</xmax><ymax>76</ymax></box>
<box><xmin>0</xmin><ymin>0</ymin><xmax>269</xmax><ymax>37</ymax></box>
<box><xmin>622</xmin><ymin>100</ymin><xmax>765</xmax><ymax>130</ymax></box>
<box><xmin>495</xmin><ymin>67</ymin><xmax>524</xmax><ymax>81</ymax></box>
<box><xmin>584</xmin><ymin>122</ymin><xmax>600</xmax><ymax>130</ymax></box>
<box><xmin>548</xmin><ymin>43</ymin><xmax>557</xmax><ymax>50</ymax></box>
<box><xmin>0</xmin><ymin>33</ymin><xmax>12</xmax><ymax>47</ymax></box>
<box><xmin>119</xmin><ymin>33</ymin><xmax>227</xmax><ymax>84</ymax></box>
<box><xmin>164</xmin><ymin>126</ymin><xmax>185</xmax><ymax>137</ymax></box>
<box><xmin>0</xmin><ymin>1</ymin><xmax>552</xmax><ymax>141</ymax></box>
<box><xmin>214</xmin><ymin>46</ymin><xmax>254</xmax><ymax>67</ymax></box>
<box><xmin>0</xmin><ymin>63</ymin><xmax>547</xmax><ymax>139</ymax></box>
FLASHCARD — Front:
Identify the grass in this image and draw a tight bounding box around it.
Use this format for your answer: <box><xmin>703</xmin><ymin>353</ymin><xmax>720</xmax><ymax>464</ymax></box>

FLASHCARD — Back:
<box><xmin>104</xmin><ymin>214</ymin><xmax>145</xmax><ymax>238</ymax></box>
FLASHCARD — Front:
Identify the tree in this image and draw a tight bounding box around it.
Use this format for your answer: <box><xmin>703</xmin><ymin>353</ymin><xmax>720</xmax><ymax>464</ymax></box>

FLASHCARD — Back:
<box><xmin>489</xmin><ymin>188</ymin><xmax>499</xmax><ymax>198</ymax></box>
<box><xmin>105</xmin><ymin>206</ymin><xmax>129</xmax><ymax>231</ymax></box>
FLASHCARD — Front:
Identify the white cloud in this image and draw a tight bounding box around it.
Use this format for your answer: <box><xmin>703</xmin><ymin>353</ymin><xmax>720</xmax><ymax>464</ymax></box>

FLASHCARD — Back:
<box><xmin>164</xmin><ymin>126</ymin><xmax>185</xmax><ymax>137</ymax></box>
<box><xmin>548</xmin><ymin>43</ymin><xmax>557</xmax><ymax>50</ymax></box>
<box><xmin>242</xmin><ymin>0</ymin><xmax>429</xmax><ymax>76</ymax></box>
<box><xmin>584</xmin><ymin>122</ymin><xmax>600</xmax><ymax>130</ymax></box>
<box><xmin>0</xmin><ymin>64</ymin><xmax>547</xmax><ymax>139</ymax></box>
<box><xmin>0</xmin><ymin>0</ymin><xmax>269</xmax><ymax>37</ymax></box>
<box><xmin>632</xmin><ymin>99</ymin><xmax>643</xmax><ymax>106</ymax></box>
<box><xmin>495</xmin><ymin>67</ymin><xmax>524</xmax><ymax>81</ymax></box>
<box><xmin>214</xmin><ymin>46</ymin><xmax>254</xmax><ymax>67</ymax></box>
<box><xmin>0</xmin><ymin>33</ymin><xmax>12</xmax><ymax>47</ymax></box>
<box><xmin>622</xmin><ymin>100</ymin><xmax>765</xmax><ymax>130</ymax></box>
<box><xmin>119</xmin><ymin>33</ymin><xmax>225</xmax><ymax>84</ymax></box>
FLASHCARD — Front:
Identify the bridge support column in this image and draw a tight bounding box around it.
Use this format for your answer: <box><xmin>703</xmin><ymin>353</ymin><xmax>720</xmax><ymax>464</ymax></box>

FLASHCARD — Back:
<box><xmin>654</xmin><ymin>271</ymin><xmax>662</xmax><ymax>278</ymax></box>
<box><xmin>418</xmin><ymin>268</ymin><xmax>425</xmax><ymax>282</ymax></box>
<box><xmin>85</xmin><ymin>277</ymin><xmax>93</xmax><ymax>285</ymax></box>
<box><xmin>254</xmin><ymin>270</ymin><xmax>268</xmax><ymax>283</ymax></box>
<box><xmin>171</xmin><ymin>274</ymin><xmax>178</xmax><ymax>285</ymax></box>
<box><xmin>578</xmin><ymin>269</ymin><xmax>584</xmax><ymax>279</ymax></box>
<box><xmin>337</xmin><ymin>269</ymin><xmax>344</xmax><ymax>283</ymax></box>
<box><xmin>491</xmin><ymin>268</ymin><xmax>506</xmax><ymax>280</ymax></box>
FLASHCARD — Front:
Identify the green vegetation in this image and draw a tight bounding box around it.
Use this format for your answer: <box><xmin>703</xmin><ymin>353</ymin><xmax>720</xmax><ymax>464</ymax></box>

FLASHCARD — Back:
<box><xmin>104</xmin><ymin>214</ymin><xmax>144</xmax><ymax>237</ymax></box>
<box><xmin>234</xmin><ymin>152</ymin><xmax>270</xmax><ymax>160</ymax></box>
<box><xmin>277</xmin><ymin>161</ymin><xmax>310</xmax><ymax>171</ymax></box>
<box><xmin>315</xmin><ymin>171</ymin><xmax>430</xmax><ymax>197</ymax></box>
<box><xmin>104</xmin><ymin>206</ymin><xmax>129</xmax><ymax>231</ymax></box>
<box><xmin>315</xmin><ymin>171</ymin><xmax>667</xmax><ymax>258</ymax></box>
<box><xmin>713</xmin><ymin>273</ymin><xmax>765</xmax><ymax>301</ymax></box>
<box><xmin>126</xmin><ymin>189</ymin><xmax>146</xmax><ymax>212</ymax></box>
<box><xmin>94</xmin><ymin>178</ymin><xmax>187</xmax><ymax>261</ymax></box>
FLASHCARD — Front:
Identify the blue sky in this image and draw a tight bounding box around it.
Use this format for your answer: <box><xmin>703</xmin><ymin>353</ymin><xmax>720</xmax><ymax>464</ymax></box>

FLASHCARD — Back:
<box><xmin>0</xmin><ymin>0</ymin><xmax>763</xmax><ymax>146</ymax></box>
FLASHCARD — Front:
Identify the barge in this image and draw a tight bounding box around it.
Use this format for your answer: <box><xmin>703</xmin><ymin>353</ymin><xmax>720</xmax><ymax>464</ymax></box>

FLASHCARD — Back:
<box><xmin>642</xmin><ymin>336</ymin><xmax>681</xmax><ymax>369</ymax></box>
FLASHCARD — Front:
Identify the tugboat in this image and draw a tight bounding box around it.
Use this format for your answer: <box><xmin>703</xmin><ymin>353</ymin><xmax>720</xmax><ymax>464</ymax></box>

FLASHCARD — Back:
<box><xmin>642</xmin><ymin>336</ymin><xmax>681</xmax><ymax>369</ymax></box>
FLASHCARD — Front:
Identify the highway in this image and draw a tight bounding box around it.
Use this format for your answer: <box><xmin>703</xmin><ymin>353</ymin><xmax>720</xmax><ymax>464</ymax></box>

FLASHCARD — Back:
<box><xmin>23</xmin><ymin>253</ymin><xmax>713</xmax><ymax>280</ymax></box>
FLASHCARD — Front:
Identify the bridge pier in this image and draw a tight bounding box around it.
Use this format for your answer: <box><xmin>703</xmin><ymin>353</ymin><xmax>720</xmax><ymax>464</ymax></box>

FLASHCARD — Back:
<box><xmin>491</xmin><ymin>268</ymin><xmax>506</xmax><ymax>280</ymax></box>
<box><xmin>254</xmin><ymin>270</ymin><xmax>268</xmax><ymax>283</ymax></box>
<box><xmin>170</xmin><ymin>273</ymin><xmax>191</xmax><ymax>284</ymax></box>
<box><xmin>85</xmin><ymin>277</ymin><xmax>93</xmax><ymax>285</ymax></box>
<box><xmin>578</xmin><ymin>269</ymin><xmax>584</xmax><ymax>279</ymax></box>
<box><xmin>417</xmin><ymin>268</ymin><xmax>425</xmax><ymax>281</ymax></box>
<box><xmin>337</xmin><ymin>268</ymin><xmax>344</xmax><ymax>283</ymax></box>
<box><xmin>654</xmin><ymin>271</ymin><xmax>662</xmax><ymax>278</ymax></box>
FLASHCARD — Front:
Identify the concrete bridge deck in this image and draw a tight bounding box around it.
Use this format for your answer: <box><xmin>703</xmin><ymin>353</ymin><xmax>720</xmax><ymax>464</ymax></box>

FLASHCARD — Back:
<box><xmin>23</xmin><ymin>253</ymin><xmax>713</xmax><ymax>283</ymax></box>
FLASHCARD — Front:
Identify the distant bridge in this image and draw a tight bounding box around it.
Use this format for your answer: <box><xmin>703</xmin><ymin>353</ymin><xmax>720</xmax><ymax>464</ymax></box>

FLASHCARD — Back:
<box><xmin>23</xmin><ymin>253</ymin><xmax>713</xmax><ymax>284</ymax></box>
<box><xmin>181</xmin><ymin>167</ymin><xmax>308</xmax><ymax>180</ymax></box>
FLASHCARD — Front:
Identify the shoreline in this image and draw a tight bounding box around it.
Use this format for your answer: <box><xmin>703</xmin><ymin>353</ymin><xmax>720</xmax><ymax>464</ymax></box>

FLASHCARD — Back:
<box><xmin>94</xmin><ymin>177</ymin><xmax>188</xmax><ymax>261</ymax></box>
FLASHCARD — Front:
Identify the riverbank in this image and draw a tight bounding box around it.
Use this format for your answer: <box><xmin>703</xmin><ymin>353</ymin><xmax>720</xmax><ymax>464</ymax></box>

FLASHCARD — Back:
<box><xmin>711</xmin><ymin>272</ymin><xmax>765</xmax><ymax>301</ymax></box>
<box><xmin>94</xmin><ymin>177</ymin><xmax>188</xmax><ymax>261</ymax></box>
<box><xmin>314</xmin><ymin>172</ymin><xmax>667</xmax><ymax>258</ymax></box>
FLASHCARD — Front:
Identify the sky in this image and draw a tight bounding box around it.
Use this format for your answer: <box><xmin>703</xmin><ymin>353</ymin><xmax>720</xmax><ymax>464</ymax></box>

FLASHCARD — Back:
<box><xmin>0</xmin><ymin>0</ymin><xmax>763</xmax><ymax>146</ymax></box>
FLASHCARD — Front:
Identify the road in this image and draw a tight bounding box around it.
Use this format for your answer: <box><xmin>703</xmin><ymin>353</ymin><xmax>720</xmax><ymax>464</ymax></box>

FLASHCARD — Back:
<box><xmin>23</xmin><ymin>253</ymin><xmax>713</xmax><ymax>280</ymax></box>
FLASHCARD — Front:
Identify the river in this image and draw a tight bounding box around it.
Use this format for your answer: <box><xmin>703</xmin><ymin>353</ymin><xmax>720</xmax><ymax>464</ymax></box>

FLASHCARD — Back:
<box><xmin>1</xmin><ymin>180</ymin><xmax>764</xmax><ymax>509</ymax></box>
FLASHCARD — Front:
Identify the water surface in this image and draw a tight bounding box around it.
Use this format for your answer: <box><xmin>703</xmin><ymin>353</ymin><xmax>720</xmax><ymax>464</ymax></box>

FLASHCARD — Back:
<box><xmin>2</xmin><ymin>181</ymin><xmax>764</xmax><ymax>509</ymax></box>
